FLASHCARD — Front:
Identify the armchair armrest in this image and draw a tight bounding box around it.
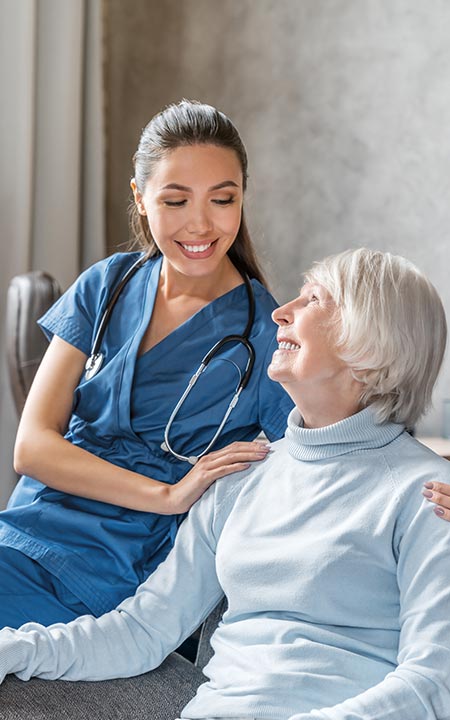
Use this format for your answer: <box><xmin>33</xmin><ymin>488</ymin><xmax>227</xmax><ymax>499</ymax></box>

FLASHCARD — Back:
<box><xmin>6</xmin><ymin>271</ymin><xmax>61</xmax><ymax>416</ymax></box>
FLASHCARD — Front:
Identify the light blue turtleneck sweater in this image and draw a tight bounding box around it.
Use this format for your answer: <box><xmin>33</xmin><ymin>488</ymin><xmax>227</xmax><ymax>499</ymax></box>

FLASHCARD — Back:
<box><xmin>1</xmin><ymin>407</ymin><xmax>450</xmax><ymax>719</ymax></box>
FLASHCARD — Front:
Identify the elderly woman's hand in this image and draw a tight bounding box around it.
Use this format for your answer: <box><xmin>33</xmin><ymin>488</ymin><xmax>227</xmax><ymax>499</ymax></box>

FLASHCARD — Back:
<box><xmin>422</xmin><ymin>481</ymin><xmax>450</xmax><ymax>521</ymax></box>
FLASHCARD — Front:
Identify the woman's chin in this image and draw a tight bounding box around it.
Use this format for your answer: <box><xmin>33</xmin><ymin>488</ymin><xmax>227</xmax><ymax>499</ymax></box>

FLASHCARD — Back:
<box><xmin>267</xmin><ymin>363</ymin><xmax>290</xmax><ymax>386</ymax></box>
<box><xmin>267</xmin><ymin>361</ymin><xmax>280</xmax><ymax>382</ymax></box>
<box><xmin>267</xmin><ymin>351</ymin><xmax>290</xmax><ymax>381</ymax></box>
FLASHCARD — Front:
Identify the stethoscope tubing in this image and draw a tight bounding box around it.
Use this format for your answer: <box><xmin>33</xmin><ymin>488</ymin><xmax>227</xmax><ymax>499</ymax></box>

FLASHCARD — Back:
<box><xmin>162</xmin><ymin>274</ymin><xmax>256</xmax><ymax>463</ymax></box>
<box><xmin>84</xmin><ymin>256</ymin><xmax>256</xmax><ymax>464</ymax></box>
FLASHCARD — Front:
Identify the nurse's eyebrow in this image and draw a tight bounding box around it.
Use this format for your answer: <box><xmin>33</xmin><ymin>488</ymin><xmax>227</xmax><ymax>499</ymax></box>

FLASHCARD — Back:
<box><xmin>208</xmin><ymin>180</ymin><xmax>239</xmax><ymax>191</ymax></box>
<box><xmin>162</xmin><ymin>180</ymin><xmax>240</xmax><ymax>192</ymax></box>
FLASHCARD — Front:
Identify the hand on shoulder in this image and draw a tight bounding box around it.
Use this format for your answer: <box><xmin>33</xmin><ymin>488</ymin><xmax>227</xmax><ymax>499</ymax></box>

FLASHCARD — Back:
<box><xmin>422</xmin><ymin>480</ymin><xmax>450</xmax><ymax>522</ymax></box>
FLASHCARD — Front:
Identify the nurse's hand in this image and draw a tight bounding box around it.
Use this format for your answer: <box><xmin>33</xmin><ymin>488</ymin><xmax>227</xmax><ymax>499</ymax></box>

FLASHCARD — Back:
<box><xmin>169</xmin><ymin>440</ymin><xmax>270</xmax><ymax>514</ymax></box>
<box><xmin>422</xmin><ymin>481</ymin><xmax>450</xmax><ymax>521</ymax></box>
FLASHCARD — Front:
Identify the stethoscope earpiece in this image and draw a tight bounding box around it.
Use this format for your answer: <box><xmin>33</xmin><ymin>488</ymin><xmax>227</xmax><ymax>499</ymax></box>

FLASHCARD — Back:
<box><xmin>160</xmin><ymin>441</ymin><xmax>199</xmax><ymax>466</ymax></box>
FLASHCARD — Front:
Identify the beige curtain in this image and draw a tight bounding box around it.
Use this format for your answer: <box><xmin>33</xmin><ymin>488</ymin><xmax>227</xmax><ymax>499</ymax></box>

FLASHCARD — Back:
<box><xmin>0</xmin><ymin>0</ymin><xmax>105</xmax><ymax>507</ymax></box>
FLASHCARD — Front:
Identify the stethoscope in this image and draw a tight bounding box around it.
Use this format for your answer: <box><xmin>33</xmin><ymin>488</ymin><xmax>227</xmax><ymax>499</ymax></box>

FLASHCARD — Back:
<box><xmin>85</xmin><ymin>255</ymin><xmax>148</xmax><ymax>380</ymax></box>
<box><xmin>84</xmin><ymin>256</ymin><xmax>256</xmax><ymax>465</ymax></box>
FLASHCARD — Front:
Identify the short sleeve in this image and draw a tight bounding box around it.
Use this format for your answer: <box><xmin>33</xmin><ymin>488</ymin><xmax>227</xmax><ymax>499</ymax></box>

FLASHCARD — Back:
<box><xmin>37</xmin><ymin>255</ymin><xmax>127</xmax><ymax>355</ymax></box>
<box><xmin>258</xmin><ymin>334</ymin><xmax>294</xmax><ymax>441</ymax></box>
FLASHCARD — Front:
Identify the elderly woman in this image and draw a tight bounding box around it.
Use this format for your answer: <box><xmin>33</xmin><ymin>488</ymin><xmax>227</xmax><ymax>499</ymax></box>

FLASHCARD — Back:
<box><xmin>0</xmin><ymin>247</ymin><xmax>449</xmax><ymax>720</ymax></box>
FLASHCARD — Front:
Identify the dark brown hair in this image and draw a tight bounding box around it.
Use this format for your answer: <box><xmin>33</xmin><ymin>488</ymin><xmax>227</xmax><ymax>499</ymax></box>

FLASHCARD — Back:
<box><xmin>129</xmin><ymin>100</ymin><xmax>267</xmax><ymax>286</ymax></box>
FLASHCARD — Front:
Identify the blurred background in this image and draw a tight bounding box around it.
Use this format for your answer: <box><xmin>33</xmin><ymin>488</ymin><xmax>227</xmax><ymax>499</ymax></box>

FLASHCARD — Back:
<box><xmin>1</xmin><ymin>0</ymin><xmax>450</xmax><ymax>504</ymax></box>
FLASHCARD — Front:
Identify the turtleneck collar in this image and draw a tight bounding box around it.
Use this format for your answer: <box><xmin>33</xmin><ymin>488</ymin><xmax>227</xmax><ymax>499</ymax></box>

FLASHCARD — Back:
<box><xmin>285</xmin><ymin>406</ymin><xmax>405</xmax><ymax>462</ymax></box>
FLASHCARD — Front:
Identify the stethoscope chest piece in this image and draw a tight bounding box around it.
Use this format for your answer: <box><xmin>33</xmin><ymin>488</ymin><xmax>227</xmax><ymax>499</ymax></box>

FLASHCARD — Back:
<box><xmin>85</xmin><ymin>352</ymin><xmax>104</xmax><ymax>380</ymax></box>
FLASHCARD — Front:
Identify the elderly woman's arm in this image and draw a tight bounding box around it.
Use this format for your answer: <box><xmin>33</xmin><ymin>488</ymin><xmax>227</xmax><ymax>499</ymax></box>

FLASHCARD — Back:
<box><xmin>287</xmin><ymin>494</ymin><xmax>450</xmax><ymax>720</ymax></box>
<box><xmin>0</xmin><ymin>478</ymin><xmax>232</xmax><ymax>684</ymax></box>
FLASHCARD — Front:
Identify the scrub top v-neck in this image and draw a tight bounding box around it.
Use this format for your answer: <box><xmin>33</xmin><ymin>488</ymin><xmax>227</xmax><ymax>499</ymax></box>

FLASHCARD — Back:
<box><xmin>0</xmin><ymin>253</ymin><xmax>293</xmax><ymax>616</ymax></box>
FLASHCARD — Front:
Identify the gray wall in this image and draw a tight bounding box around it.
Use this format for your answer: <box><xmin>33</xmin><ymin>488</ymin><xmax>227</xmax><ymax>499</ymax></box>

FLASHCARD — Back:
<box><xmin>105</xmin><ymin>0</ymin><xmax>450</xmax><ymax>435</ymax></box>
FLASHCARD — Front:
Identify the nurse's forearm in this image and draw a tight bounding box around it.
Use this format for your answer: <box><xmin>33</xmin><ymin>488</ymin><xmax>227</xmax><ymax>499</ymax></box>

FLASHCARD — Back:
<box><xmin>13</xmin><ymin>333</ymin><xmax>174</xmax><ymax>512</ymax></box>
<box><xmin>14</xmin><ymin>428</ymin><xmax>175</xmax><ymax>512</ymax></box>
<box><xmin>14</xmin><ymin>431</ymin><xmax>268</xmax><ymax>513</ymax></box>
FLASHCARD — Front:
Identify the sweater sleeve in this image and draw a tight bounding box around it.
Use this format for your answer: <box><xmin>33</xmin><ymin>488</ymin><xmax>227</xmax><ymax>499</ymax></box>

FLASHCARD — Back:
<box><xmin>287</xmin><ymin>497</ymin><xmax>450</xmax><ymax>720</ymax></box>
<box><xmin>0</xmin><ymin>482</ymin><xmax>225</xmax><ymax>683</ymax></box>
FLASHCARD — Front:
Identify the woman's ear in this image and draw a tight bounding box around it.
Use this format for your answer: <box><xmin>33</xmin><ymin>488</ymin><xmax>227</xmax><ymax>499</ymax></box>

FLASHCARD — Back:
<box><xmin>130</xmin><ymin>179</ymin><xmax>147</xmax><ymax>216</ymax></box>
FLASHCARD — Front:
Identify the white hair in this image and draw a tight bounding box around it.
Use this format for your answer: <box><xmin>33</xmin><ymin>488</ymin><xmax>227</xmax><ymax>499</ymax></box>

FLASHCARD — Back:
<box><xmin>305</xmin><ymin>248</ymin><xmax>447</xmax><ymax>427</ymax></box>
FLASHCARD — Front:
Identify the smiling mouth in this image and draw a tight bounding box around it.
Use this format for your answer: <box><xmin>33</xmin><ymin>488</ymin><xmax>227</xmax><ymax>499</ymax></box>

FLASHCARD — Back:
<box><xmin>278</xmin><ymin>341</ymin><xmax>301</xmax><ymax>351</ymax></box>
<box><xmin>177</xmin><ymin>240</ymin><xmax>218</xmax><ymax>253</ymax></box>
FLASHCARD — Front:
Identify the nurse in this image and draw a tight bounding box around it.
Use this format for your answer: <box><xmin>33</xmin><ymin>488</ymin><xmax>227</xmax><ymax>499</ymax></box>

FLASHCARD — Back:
<box><xmin>0</xmin><ymin>100</ymin><xmax>294</xmax><ymax>628</ymax></box>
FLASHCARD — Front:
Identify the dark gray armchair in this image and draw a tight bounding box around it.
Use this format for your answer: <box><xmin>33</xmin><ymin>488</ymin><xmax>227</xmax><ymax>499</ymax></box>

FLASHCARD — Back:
<box><xmin>6</xmin><ymin>271</ymin><xmax>61</xmax><ymax>417</ymax></box>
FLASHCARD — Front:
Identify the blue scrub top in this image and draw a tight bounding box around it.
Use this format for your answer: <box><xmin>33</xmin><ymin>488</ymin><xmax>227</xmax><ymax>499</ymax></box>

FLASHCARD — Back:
<box><xmin>0</xmin><ymin>253</ymin><xmax>293</xmax><ymax>616</ymax></box>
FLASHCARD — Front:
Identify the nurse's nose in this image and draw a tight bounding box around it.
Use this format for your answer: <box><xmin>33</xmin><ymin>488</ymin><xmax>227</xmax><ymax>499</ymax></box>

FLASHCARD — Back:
<box><xmin>186</xmin><ymin>202</ymin><xmax>213</xmax><ymax>235</ymax></box>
